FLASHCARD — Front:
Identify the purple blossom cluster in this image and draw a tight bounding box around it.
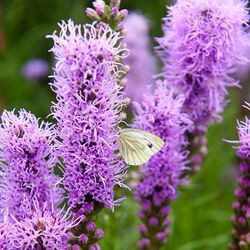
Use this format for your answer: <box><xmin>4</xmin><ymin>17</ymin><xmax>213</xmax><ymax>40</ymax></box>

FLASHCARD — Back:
<box><xmin>229</xmin><ymin>103</ymin><xmax>250</xmax><ymax>249</ymax></box>
<box><xmin>48</xmin><ymin>20</ymin><xmax>128</xmax><ymax>213</ymax></box>
<box><xmin>123</xmin><ymin>13</ymin><xmax>156</xmax><ymax>102</ymax></box>
<box><xmin>11</xmin><ymin>200</ymin><xmax>82</xmax><ymax>249</ymax></box>
<box><xmin>157</xmin><ymin>0</ymin><xmax>249</xmax><ymax>127</ymax></box>
<box><xmin>133</xmin><ymin>80</ymin><xmax>192</xmax><ymax>248</ymax></box>
<box><xmin>0</xmin><ymin>109</ymin><xmax>62</xmax><ymax>221</ymax></box>
<box><xmin>0</xmin><ymin>109</ymin><xmax>80</xmax><ymax>249</ymax></box>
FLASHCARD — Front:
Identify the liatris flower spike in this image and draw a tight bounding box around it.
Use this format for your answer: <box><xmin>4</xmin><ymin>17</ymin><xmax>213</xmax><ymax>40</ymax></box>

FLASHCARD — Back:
<box><xmin>48</xmin><ymin>19</ymin><xmax>128</xmax><ymax>213</ymax></box>
<box><xmin>48</xmin><ymin>18</ymin><xmax>129</xmax><ymax>247</ymax></box>
<box><xmin>0</xmin><ymin>109</ymin><xmax>63</xmax><ymax>222</ymax></box>
<box><xmin>228</xmin><ymin>102</ymin><xmax>250</xmax><ymax>249</ymax></box>
<box><xmin>123</xmin><ymin>13</ymin><xmax>156</xmax><ymax>102</ymax></box>
<box><xmin>157</xmin><ymin>0</ymin><xmax>249</xmax><ymax>173</ymax></box>
<box><xmin>157</xmin><ymin>0</ymin><xmax>249</xmax><ymax>126</ymax></box>
<box><xmin>133</xmin><ymin>80</ymin><xmax>192</xmax><ymax>249</ymax></box>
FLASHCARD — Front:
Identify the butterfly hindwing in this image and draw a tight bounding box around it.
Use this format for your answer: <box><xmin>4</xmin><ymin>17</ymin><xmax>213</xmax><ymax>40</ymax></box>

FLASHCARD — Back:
<box><xmin>119</xmin><ymin>128</ymin><xmax>165</xmax><ymax>166</ymax></box>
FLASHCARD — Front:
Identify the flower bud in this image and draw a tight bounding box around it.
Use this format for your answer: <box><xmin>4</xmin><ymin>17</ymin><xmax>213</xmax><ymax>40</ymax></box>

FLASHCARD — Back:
<box><xmin>137</xmin><ymin>238</ymin><xmax>150</xmax><ymax>248</ymax></box>
<box><xmin>95</xmin><ymin>229</ymin><xmax>105</xmax><ymax>239</ymax></box>
<box><xmin>79</xmin><ymin>233</ymin><xmax>88</xmax><ymax>244</ymax></box>
<box><xmin>139</xmin><ymin>224</ymin><xmax>148</xmax><ymax>234</ymax></box>
<box><xmin>149</xmin><ymin>217</ymin><xmax>158</xmax><ymax>227</ymax></box>
<box><xmin>87</xmin><ymin>222</ymin><xmax>96</xmax><ymax>233</ymax></box>
<box><xmin>89</xmin><ymin>243</ymin><xmax>101</xmax><ymax>250</ymax></box>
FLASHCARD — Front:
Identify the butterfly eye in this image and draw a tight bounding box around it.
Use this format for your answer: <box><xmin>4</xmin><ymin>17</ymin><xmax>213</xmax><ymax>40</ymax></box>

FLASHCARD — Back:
<box><xmin>148</xmin><ymin>143</ymin><xmax>153</xmax><ymax>149</ymax></box>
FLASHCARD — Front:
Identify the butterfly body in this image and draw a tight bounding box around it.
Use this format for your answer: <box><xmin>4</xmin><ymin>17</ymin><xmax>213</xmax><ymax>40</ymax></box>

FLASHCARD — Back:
<box><xmin>118</xmin><ymin>128</ymin><xmax>165</xmax><ymax>166</ymax></box>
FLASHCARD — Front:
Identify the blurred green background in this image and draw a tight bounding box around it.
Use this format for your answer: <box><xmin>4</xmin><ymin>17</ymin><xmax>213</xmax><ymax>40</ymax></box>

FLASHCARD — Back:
<box><xmin>0</xmin><ymin>0</ymin><xmax>248</xmax><ymax>249</ymax></box>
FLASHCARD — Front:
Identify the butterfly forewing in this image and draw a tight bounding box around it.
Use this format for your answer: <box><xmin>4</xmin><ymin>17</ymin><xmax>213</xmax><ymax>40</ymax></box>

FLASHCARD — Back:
<box><xmin>119</xmin><ymin>133</ymin><xmax>150</xmax><ymax>165</ymax></box>
<box><xmin>119</xmin><ymin>128</ymin><xmax>165</xmax><ymax>166</ymax></box>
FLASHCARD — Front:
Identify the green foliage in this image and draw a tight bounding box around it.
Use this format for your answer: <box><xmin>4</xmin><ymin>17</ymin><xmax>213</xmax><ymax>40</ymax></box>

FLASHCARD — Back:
<box><xmin>0</xmin><ymin>0</ymin><xmax>243</xmax><ymax>249</ymax></box>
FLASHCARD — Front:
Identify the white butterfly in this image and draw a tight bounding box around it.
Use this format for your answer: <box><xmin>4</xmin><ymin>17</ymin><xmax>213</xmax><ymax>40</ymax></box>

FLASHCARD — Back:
<box><xmin>118</xmin><ymin>128</ymin><xmax>165</xmax><ymax>166</ymax></box>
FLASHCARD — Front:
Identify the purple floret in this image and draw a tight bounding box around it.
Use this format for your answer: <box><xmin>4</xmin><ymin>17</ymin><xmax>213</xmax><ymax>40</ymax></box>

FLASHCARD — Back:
<box><xmin>133</xmin><ymin>80</ymin><xmax>192</xmax><ymax>247</ymax></box>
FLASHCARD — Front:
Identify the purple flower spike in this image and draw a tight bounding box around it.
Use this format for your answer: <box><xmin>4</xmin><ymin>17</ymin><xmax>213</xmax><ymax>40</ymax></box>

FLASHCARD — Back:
<box><xmin>236</xmin><ymin>104</ymin><xmax>250</xmax><ymax>159</ymax></box>
<box><xmin>48</xmin><ymin>20</ymin><xmax>128</xmax><ymax>212</ymax></box>
<box><xmin>134</xmin><ymin>81</ymin><xmax>192</xmax><ymax>205</ymax></box>
<box><xmin>124</xmin><ymin>13</ymin><xmax>156</xmax><ymax>102</ymax></box>
<box><xmin>228</xmin><ymin>104</ymin><xmax>250</xmax><ymax>249</ymax></box>
<box><xmin>133</xmin><ymin>80</ymin><xmax>192</xmax><ymax>248</ymax></box>
<box><xmin>157</xmin><ymin>0</ymin><xmax>249</xmax><ymax>127</ymax></box>
<box><xmin>0</xmin><ymin>109</ymin><xmax>63</xmax><ymax>221</ymax></box>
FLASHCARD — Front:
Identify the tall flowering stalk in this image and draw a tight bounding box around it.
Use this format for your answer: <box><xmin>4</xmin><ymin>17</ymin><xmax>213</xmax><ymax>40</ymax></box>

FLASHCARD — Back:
<box><xmin>157</xmin><ymin>0</ymin><xmax>249</xmax><ymax>172</ymax></box>
<box><xmin>133</xmin><ymin>81</ymin><xmax>192</xmax><ymax>249</ymax></box>
<box><xmin>0</xmin><ymin>109</ymin><xmax>80</xmax><ymax>249</ymax></box>
<box><xmin>123</xmin><ymin>13</ymin><xmax>156</xmax><ymax>102</ymax></box>
<box><xmin>47</xmin><ymin>4</ymin><xmax>129</xmax><ymax>247</ymax></box>
<box><xmin>0</xmin><ymin>109</ymin><xmax>62</xmax><ymax>221</ymax></box>
<box><xmin>228</xmin><ymin>103</ymin><xmax>250</xmax><ymax>249</ymax></box>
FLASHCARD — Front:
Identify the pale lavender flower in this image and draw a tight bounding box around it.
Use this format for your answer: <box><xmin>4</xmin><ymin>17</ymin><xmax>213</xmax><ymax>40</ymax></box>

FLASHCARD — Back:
<box><xmin>48</xmin><ymin>20</ymin><xmax>128</xmax><ymax>213</ymax></box>
<box><xmin>22</xmin><ymin>59</ymin><xmax>49</xmax><ymax>81</ymax></box>
<box><xmin>124</xmin><ymin>13</ymin><xmax>157</xmax><ymax>102</ymax></box>
<box><xmin>133</xmin><ymin>80</ymin><xmax>192</xmax><ymax>247</ymax></box>
<box><xmin>157</xmin><ymin>0</ymin><xmax>249</xmax><ymax>126</ymax></box>
<box><xmin>0</xmin><ymin>109</ymin><xmax>62</xmax><ymax>221</ymax></box>
<box><xmin>11</xmin><ymin>200</ymin><xmax>82</xmax><ymax>249</ymax></box>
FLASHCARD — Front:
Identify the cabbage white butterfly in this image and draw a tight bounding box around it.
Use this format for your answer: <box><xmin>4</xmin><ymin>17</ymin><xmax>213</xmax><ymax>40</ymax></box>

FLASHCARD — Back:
<box><xmin>118</xmin><ymin>128</ymin><xmax>165</xmax><ymax>166</ymax></box>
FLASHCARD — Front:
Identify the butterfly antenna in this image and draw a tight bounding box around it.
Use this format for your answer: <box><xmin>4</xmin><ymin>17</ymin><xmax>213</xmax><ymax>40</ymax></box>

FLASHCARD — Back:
<box><xmin>119</xmin><ymin>120</ymin><xmax>129</xmax><ymax>128</ymax></box>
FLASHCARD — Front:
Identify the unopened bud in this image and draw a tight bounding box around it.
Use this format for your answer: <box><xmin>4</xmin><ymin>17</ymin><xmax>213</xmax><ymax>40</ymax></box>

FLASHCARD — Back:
<box><xmin>86</xmin><ymin>8</ymin><xmax>101</xmax><ymax>21</ymax></box>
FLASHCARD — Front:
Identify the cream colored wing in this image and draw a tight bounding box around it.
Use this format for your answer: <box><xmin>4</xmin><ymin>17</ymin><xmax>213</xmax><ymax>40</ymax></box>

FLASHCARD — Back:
<box><xmin>118</xmin><ymin>128</ymin><xmax>165</xmax><ymax>166</ymax></box>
